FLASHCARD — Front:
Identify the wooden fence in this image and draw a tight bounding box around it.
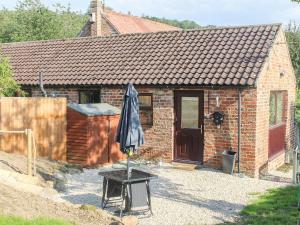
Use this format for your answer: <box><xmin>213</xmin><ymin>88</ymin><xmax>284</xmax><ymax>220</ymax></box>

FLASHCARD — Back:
<box><xmin>0</xmin><ymin>97</ymin><xmax>67</xmax><ymax>161</ymax></box>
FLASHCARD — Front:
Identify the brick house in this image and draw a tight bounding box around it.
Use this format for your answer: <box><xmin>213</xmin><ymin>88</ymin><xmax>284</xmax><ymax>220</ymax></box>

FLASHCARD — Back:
<box><xmin>1</xmin><ymin>23</ymin><xmax>296</xmax><ymax>177</ymax></box>
<box><xmin>79</xmin><ymin>0</ymin><xmax>180</xmax><ymax>37</ymax></box>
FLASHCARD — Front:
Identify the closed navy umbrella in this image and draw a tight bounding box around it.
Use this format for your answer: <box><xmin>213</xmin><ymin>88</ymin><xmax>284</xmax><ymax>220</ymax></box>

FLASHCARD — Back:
<box><xmin>116</xmin><ymin>83</ymin><xmax>144</xmax><ymax>177</ymax></box>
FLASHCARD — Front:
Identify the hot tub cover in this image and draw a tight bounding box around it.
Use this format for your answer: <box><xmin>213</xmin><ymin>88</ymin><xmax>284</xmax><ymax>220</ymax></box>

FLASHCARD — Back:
<box><xmin>68</xmin><ymin>103</ymin><xmax>121</xmax><ymax>116</ymax></box>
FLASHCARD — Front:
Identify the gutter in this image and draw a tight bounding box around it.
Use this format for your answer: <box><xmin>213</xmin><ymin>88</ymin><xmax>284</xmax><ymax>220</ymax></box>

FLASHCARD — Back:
<box><xmin>237</xmin><ymin>88</ymin><xmax>242</xmax><ymax>173</ymax></box>
<box><xmin>38</xmin><ymin>72</ymin><xmax>47</xmax><ymax>97</ymax></box>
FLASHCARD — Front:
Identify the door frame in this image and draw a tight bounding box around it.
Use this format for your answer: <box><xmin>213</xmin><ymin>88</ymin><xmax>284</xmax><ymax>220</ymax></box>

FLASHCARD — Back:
<box><xmin>268</xmin><ymin>91</ymin><xmax>287</xmax><ymax>160</ymax></box>
<box><xmin>173</xmin><ymin>90</ymin><xmax>204</xmax><ymax>163</ymax></box>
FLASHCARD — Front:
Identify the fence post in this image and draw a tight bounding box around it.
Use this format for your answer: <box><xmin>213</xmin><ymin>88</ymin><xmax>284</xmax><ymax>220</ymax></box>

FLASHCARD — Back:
<box><xmin>32</xmin><ymin>132</ymin><xmax>37</xmax><ymax>176</ymax></box>
<box><xmin>26</xmin><ymin>129</ymin><xmax>33</xmax><ymax>176</ymax></box>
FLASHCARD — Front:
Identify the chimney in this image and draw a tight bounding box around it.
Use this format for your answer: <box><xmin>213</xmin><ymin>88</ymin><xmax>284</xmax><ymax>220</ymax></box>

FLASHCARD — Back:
<box><xmin>90</xmin><ymin>0</ymin><xmax>103</xmax><ymax>36</ymax></box>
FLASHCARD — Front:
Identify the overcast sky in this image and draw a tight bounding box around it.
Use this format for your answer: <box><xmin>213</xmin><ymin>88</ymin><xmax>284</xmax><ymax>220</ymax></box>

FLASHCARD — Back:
<box><xmin>1</xmin><ymin>0</ymin><xmax>300</xmax><ymax>26</ymax></box>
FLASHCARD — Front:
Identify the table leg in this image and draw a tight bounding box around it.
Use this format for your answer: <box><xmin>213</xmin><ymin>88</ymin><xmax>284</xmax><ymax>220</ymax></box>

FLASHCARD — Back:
<box><xmin>146</xmin><ymin>180</ymin><xmax>153</xmax><ymax>215</ymax></box>
<box><xmin>127</xmin><ymin>184</ymin><xmax>132</xmax><ymax>214</ymax></box>
<box><xmin>102</xmin><ymin>178</ymin><xmax>107</xmax><ymax>209</ymax></box>
<box><xmin>119</xmin><ymin>184</ymin><xmax>125</xmax><ymax>218</ymax></box>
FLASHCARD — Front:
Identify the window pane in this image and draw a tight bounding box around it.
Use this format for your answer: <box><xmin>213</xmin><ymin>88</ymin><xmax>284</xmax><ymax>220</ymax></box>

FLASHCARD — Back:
<box><xmin>140</xmin><ymin>109</ymin><xmax>153</xmax><ymax>125</ymax></box>
<box><xmin>91</xmin><ymin>91</ymin><xmax>100</xmax><ymax>103</ymax></box>
<box><xmin>80</xmin><ymin>91</ymin><xmax>100</xmax><ymax>104</ymax></box>
<box><xmin>138</xmin><ymin>94</ymin><xmax>153</xmax><ymax>126</ymax></box>
<box><xmin>269</xmin><ymin>93</ymin><xmax>276</xmax><ymax>126</ymax></box>
<box><xmin>181</xmin><ymin>97</ymin><xmax>199</xmax><ymax>129</ymax></box>
<box><xmin>80</xmin><ymin>92</ymin><xmax>89</xmax><ymax>104</ymax></box>
<box><xmin>139</xmin><ymin>95</ymin><xmax>152</xmax><ymax>108</ymax></box>
<box><xmin>276</xmin><ymin>93</ymin><xmax>283</xmax><ymax>124</ymax></box>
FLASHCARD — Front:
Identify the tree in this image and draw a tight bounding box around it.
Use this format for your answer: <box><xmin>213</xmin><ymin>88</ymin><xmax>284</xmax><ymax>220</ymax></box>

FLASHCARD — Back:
<box><xmin>285</xmin><ymin>22</ymin><xmax>300</xmax><ymax>122</ymax></box>
<box><xmin>0</xmin><ymin>0</ymin><xmax>88</xmax><ymax>43</ymax></box>
<box><xmin>143</xmin><ymin>16</ymin><xmax>201</xmax><ymax>29</ymax></box>
<box><xmin>0</xmin><ymin>53</ymin><xmax>21</xmax><ymax>96</ymax></box>
<box><xmin>285</xmin><ymin>22</ymin><xmax>300</xmax><ymax>85</ymax></box>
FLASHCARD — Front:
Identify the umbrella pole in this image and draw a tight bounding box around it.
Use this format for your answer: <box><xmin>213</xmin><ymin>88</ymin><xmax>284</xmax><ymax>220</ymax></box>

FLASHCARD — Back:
<box><xmin>127</xmin><ymin>153</ymin><xmax>130</xmax><ymax>179</ymax></box>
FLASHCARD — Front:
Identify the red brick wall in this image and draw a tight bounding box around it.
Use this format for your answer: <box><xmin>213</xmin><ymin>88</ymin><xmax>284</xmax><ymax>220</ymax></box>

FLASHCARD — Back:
<box><xmin>101</xmin><ymin>87</ymin><xmax>258</xmax><ymax>176</ymax></box>
<box><xmin>30</xmin><ymin>86</ymin><xmax>258</xmax><ymax>176</ymax></box>
<box><xmin>89</xmin><ymin>16</ymin><xmax>118</xmax><ymax>37</ymax></box>
<box><xmin>203</xmin><ymin>89</ymin><xmax>257</xmax><ymax>176</ymax></box>
<box><xmin>101</xmin><ymin>87</ymin><xmax>174</xmax><ymax>161</ymax></box>
<box><xmin>255</xmin><ymin>28</ymin><xmax>296</xmax><ymax>176</ymax></box>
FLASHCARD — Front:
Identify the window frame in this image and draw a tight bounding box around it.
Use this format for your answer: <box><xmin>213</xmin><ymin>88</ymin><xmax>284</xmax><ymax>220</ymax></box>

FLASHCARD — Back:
<box><xmin>138</xmin><ymin>93</ymin><xmax>153</xmax><ymax>126</ymax></box>
<box><xmin>269</xmin><ymin>91</ymin><xmax>284</xmax><ymax>127</ymax></box>
<box><xmin>78</xmin><ymin>90</ymin><xmax>101</xmax><ymax>104</ymax></box>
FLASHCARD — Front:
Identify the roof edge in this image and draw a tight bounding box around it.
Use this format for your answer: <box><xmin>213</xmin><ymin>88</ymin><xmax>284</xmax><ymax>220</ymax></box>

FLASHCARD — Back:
<box><xmin>253</xmin><ymin>23</ymin><xmax>283</xmax><ymax>87</ymax></box>
<box><xmin>101</xmin><ymin>14</ymin><xmax>121</xmax><ymax>34</ymax></box>
<box><xmin>20</xmin><ymin>83</ymin><xmax>257</xmax><ymax>89</ymax></box>
<box><xmin>0</xmin><ymin>22</ymin><xmax>282</xmax><ymax>47</ymax></box>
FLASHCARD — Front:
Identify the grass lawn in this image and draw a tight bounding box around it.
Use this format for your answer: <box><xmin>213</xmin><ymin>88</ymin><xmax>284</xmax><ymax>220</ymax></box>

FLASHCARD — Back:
<box><xmin>224</xmin><ymin>185</ymin><xmax>299</xmax><ymax>225</ymax></box>
<box><xmin>0</xmin><ymin>215</ymin><xmax>73</xmax><ymax>225</ymax></box>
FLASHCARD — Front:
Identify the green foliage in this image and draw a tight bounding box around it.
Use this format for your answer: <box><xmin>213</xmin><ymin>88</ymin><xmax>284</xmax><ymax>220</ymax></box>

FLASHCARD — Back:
<box><xmin>0</xmin><ymin>53</ymin><xmax>21</xmax><ymax>96</ymax></box>
<box><xmin>285</xmin><ymin>23</ymin><xmax>300</xmax><ymax>123</ymax></box>
<box><xmin>240</xmin><ymin>186</ymin><xmax>298</xmax><ymax>225</ymax></box>
<box><xmin>0</xmin><ymin>0</ymin><xmax>88</xmax><ymax>43</ymax></box>
<box><xmin>0</xmin><ymin>215</ymin><xmax>73</xmax><ymax>225</ymax></box>
<box><xmin>286</xmin><ymin>23</ymin><xmax>300</xmax><ymax>86</ymax></box>
<box><xmin>223</xmin><ymin>186</ymin><xmax>298</xmax><ymax>225</ymax></box>
<box><xmin>143</xmin><ymin>16</ymin><xmax>201</xmax><ymax>29</ymax></box>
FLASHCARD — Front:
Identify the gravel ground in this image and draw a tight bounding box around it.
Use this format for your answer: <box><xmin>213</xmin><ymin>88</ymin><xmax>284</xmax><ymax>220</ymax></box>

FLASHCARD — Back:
<box><xmin>60</xmin><ymin>164</ymin><xmax>288</xmax><ymax>225</ymax></box>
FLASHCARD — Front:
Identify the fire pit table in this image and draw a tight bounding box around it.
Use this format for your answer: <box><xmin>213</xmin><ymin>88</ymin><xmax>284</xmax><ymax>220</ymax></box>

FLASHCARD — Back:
<box><xmin>99</xmin><ymin>169</ymin><xmax>157</xmax><ymax>217</ymax></box>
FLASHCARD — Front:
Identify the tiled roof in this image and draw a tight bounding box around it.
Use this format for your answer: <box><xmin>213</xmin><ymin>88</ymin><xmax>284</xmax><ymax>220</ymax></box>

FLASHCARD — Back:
<box><xmin>103</xmin><ymin>11</ymin><xmax>180</xmax><ymax>34</ymax></box>
<box><xmin>1</xmin><ymin>23</ymin><xmax>281</xmax><ymax>87</ymax></box>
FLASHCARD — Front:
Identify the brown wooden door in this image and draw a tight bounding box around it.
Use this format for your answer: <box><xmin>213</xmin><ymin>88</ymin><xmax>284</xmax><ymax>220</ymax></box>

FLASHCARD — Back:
<box><xmin>174</xmin><ymin>91</ymin><xmax>204</xmax><ymax>162</ymax></box>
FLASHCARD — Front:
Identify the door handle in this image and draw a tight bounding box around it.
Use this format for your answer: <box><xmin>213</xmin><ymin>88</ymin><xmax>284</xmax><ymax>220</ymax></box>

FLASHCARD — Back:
<box><xmin>193</xmin><ymin>125</ymin><xmax>203</xmax><ymax>133</ymax></box>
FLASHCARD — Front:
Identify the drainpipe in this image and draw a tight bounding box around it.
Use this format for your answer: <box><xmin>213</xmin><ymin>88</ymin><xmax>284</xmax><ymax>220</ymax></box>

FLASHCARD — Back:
<box><xmin>39</xmin><ymin>72</ymin><xmax>47</xmax><ymax>97</ymax></box>
<box><xmin>237</xmin><ymin>88</ymin><xmax>242</xmax><ymax>173</ymax></box>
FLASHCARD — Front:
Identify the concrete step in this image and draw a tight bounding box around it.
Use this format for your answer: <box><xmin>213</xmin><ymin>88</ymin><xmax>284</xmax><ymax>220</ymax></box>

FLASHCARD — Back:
<box><xmin>171</xmin><ymin>162</ymin><xmax>200</xmax><ymax>171</ymax></box>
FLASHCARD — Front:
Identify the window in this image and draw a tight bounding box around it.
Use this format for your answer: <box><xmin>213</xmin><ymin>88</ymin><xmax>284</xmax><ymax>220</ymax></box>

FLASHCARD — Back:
<box><xmin>79</xmin><ymin>90</ymin><xmax>100</xmax><ymax>104</ymax></box>
<box><xmin>181</xmin><ymin>97</ymin><xmax>199</xmax><ymax>129</ymax></box>
<box><xmin>139</xmin><ymin>93</ymin><xmax>153</xmax><ymax>126</ymax></box>
<box><xmin>269</xmin><ymin>91</ymin><xmax>284</xmax><ymax>127</ymax></box>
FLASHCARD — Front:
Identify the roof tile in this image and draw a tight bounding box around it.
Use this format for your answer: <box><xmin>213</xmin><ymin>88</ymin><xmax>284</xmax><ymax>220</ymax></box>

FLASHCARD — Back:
<box><xmin>1</xmin><ymin>24</ymin><xmax>281</xmax><ymax>87</ymax></box>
